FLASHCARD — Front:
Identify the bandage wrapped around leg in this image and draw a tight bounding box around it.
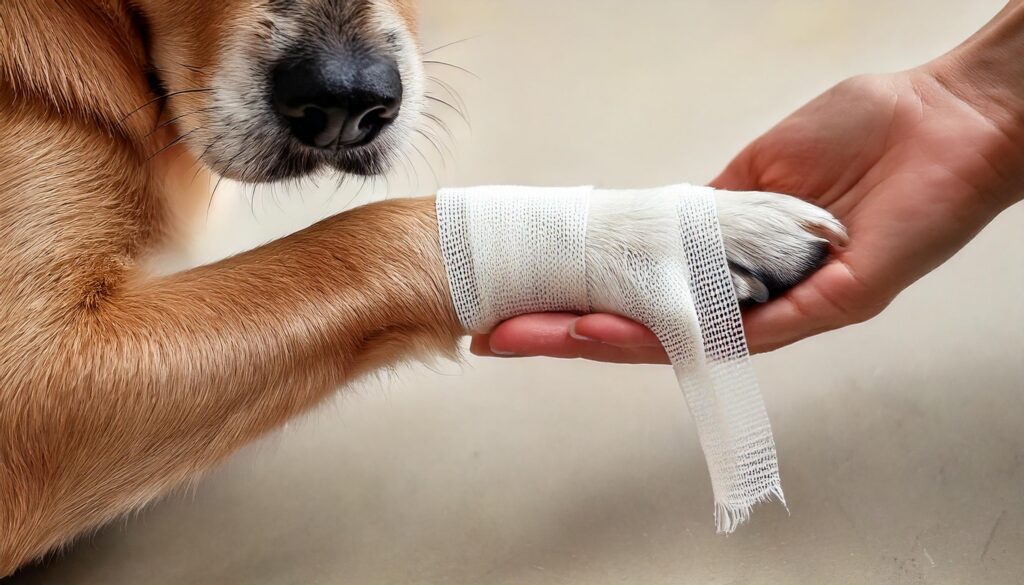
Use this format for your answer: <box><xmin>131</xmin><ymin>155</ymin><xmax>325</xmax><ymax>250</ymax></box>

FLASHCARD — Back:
<box><xmin>436</xmin><ymin>184</ymin><xmax>784</xmax><ymax>533</ymax></box>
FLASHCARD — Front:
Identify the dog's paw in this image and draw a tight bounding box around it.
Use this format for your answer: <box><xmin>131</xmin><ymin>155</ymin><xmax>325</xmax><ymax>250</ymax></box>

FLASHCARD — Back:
<box><xmin>715</xmin><ymin>191</ymin><xmax>847</xmax><ymax>303</ymax></box>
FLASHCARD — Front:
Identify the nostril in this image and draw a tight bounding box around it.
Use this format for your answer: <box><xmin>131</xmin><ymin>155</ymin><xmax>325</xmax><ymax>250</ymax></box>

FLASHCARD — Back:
<box><xmin>338</xmin><ymin>104</ymin><xmax>398</xmax><ymax>146</ymax></box>
<box><xmin>281</xmin><ymin>106</ymin><xmax>345</xmax><ymax>149</ymax></box>
<box><xmin>360</xmin><ymin>108</ymin><xmax>387</xmax><ymax>131</ymax></box>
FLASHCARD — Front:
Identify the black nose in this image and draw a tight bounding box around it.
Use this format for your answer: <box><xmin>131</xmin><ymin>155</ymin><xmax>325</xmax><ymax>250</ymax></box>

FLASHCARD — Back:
<box><xmin>272</xmin><ymin>54</ymin><xmax>403</xmax><ymax>149</ymax></box>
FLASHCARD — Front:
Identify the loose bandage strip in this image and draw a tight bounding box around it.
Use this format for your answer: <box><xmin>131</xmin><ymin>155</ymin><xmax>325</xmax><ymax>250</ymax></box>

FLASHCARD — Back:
<box><xmin>436</xmin><ymin>184</ymin><xmax>784</xmax><ymax>533</ymax></box>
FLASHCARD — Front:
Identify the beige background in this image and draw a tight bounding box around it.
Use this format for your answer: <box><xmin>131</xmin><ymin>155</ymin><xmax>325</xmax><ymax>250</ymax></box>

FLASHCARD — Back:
<box><xmin>9</xmin><ymin>1</ymin><xmax>1024</xmax><ymax>583</ymax></box>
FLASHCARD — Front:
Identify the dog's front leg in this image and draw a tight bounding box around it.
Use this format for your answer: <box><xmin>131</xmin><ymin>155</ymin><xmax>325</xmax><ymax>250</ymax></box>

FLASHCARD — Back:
<box><xmin>0</xmin><ymin>197</ymin><xmax>461</xmax><ymax>575</ymax></box>
<box><xmin>0</xmin><ymin>182</ymin><xmax>842</xmax><ymax>574</ymax></box>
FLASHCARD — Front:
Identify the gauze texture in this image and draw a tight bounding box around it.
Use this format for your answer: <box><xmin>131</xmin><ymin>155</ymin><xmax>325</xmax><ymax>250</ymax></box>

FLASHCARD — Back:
<box><xmin>436</xmin><ymin>184</ymin><xmax>783</xmax><ymax>532</ymax></box>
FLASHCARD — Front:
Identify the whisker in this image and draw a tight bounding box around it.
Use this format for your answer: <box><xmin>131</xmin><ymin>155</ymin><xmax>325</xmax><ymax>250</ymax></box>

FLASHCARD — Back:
<box><xmin>369</xmin><ymin>174</ymin><xmax>379</xmax><ymax>199</ymax></box>
<box><xmin>324</xmin><ymin>173</ymin><xmax>347</xmax><ymax>211</ymax></box>
<box><xmin>206</xmin><ymin>174</ymin><xmax>227</xmax><ymax>223</ymax></box>
<box><xmin>422</xmin><ymin>36</ymin><xmax>480</xmax><ymax>56</ymax></box>
<box><xmin>425</xmin><ymin>95</ymin><xmax>469</xmax><ymax>126</ymax></box>
<box><xmin>191</xmin><ymin>131</ymin><xmax>227</xmax><ymax>185</ymax></box>
<box><xmin>219</xmin><ymin>145</ymin><xmax>250</xmax><ymax>185</ymax></box>
<box><xmin>423</xmin><ymin>60</ymin><xmax>479</xmax><ymax>79</ymax></box>
<box><xmin>146</xmin><ymin>107</ymin><xmax>215</xmax><ymax>138</ymax></box>
<box><xmin>173</xmin><ymin>61</ymin><xmax>206</xmax><ymax>74</ymax></box>
<box><xmin>247</xmin><ymin>183</ymin><xmax>259</xmax><ymax>219</ymax></box>
<box><xmin>378</xmin><ymin>166</ymin><xmax>389</xmax><ymax>201</ymax></box>
<box><xmin>118</xmin><ymin>87</ymin><xmax>214</xmax><ymax>127</ymax></box>
<box><xmin>427</xmin><ymin>76</ymin><xmax>470</xmax><ymax>118</ymax></box>
<box><xmin>354</xmin><ymin>175</ymin><xmax>369</xmax><ymax>202</ymax></box>
<box><xmin>295</xmin><ymin>177</ymin><xmax>308</xmax><ymax>206</ymax></box>
<box><xmin>145</xmin><ymin>126</ymin><xmax>202</xmax><ymax>163</ymax></box>
<box><xmin>407</xmin><ymin>141</ymin><xmax>440</xmax><ymax>187</ymax></box>
<box><xmin>404</xmin><ymin>150</ymin><xmax>422</xmax><ymax>192</ymax></box>
<box><xmin>414</xmin><ymin>128</ymin><xmax>452</xmax><ymax>169</ymax></box>
<box><xmin>397</xmin><ymin>148</ymin><xmax>415</xmax><ymax>190</ymax></box>
<box><xmin>422</xmin><ymin>111</ymin><xmax>457</xmax><ymax>145</ymax></box>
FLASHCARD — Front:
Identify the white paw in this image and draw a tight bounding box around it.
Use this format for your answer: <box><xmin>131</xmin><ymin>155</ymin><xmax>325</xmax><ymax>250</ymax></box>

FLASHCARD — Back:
<box><xmin>715</xmin><ymin>190</ymin><xmax>847</xmax><ymax>303</ymax></box>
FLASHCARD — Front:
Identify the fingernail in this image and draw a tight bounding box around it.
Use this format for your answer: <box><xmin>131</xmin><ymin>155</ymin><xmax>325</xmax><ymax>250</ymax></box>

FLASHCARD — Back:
<box><xmin>568</xmin><ymin>320</ymin><xmax>595</xmax><ymax>342</ymax></box>
<box><xmin>489</xmin><ymin>346</ymin><xmax>518</xmax><ymax>357</ymax></box>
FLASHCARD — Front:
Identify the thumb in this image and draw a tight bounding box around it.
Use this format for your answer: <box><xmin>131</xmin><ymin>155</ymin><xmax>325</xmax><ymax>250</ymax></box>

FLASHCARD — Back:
<box><xmin>741</xmin><ymin>261</ymin><xmax>884</xmax><ymax>353</ymax></box>
<box><xmin>709</xmin><ymin>143</ymin><xmax>759</xmax><ymax>191</ymax></box>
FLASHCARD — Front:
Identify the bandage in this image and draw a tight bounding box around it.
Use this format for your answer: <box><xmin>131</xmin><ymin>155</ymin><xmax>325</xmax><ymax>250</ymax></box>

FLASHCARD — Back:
<box><xmin>436</xmin><ymin>184</ymin><xmax>784</xmax><ymax>533</ymax></box>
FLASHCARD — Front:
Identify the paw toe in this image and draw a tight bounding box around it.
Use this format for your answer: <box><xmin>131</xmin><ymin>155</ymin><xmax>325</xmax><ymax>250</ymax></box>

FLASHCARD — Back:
<box><xmin>717</xmin><ymin>190</ymin><xmax>842</xmax><ymax>303</ymax></box>
<box><xmin>729</xmin><ymin>263</ymin><xmax>771</xmax><ymax>304</ymax></box>
<box><xmin>749</xmin><ymin>238</ymin><xmax>830</xmax><ymax>299</ymax></box>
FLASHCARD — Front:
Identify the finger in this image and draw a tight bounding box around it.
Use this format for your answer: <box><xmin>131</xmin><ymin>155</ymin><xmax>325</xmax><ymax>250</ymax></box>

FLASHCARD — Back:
<box><xmin>574</xmin><ymin>344</ymin><xmax>672</xmax><ymax>365</ymax></box>
<box><xmin>570</xmin><ymin>314</ymin><xmax>663</xmax><ymax>347</ymax></box>
<box><xmin>469</xmin><ymin>334</ymin><xmax>499</xmax><ymax>357</ymax></box>
<box><xmin>741</xmin><ymin>261</ymin><xmax>874</xmax><ymax>353</ymax></box>
<box><xmin>485</xmin><ymin>313</ymin><xmax>582</xmax><ymax>358</ymax></box>
<box><xmin>472</xmin><ymin>314</ymin><xmax>671</xmax><ymax>364</ymax></box>
<box><xmin>709</xmin><ymin>144</ymin><xmax>759</xmax><ymax>192</ymax></box>
<box><xmin>742</xmin><ymin>299</ymin><xmax>837</xmax><ymax>354</ymax></box>
<box><xmin>472</xmin><ymin>335</ymin><xmax>670</xmax><ymax>363</ymax></box>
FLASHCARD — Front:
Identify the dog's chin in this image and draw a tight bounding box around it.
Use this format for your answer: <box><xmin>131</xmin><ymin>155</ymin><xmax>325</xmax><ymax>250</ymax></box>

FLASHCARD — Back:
<box><xmin>331</xmin><ymin>151</ymin><xmax>393</xmax><ymax>177</ymax></box>
<box><xmin>206</xmin><ymin>142</ymin><xmax>394</xmax><ymax>184</ymax></box>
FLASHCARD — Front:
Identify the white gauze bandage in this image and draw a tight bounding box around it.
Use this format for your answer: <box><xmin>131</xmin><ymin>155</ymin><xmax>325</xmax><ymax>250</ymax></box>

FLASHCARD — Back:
<box><xmin>436</xmin><ymin>184</ymin><xmax>784</xmax><ymax>533</ymax></box>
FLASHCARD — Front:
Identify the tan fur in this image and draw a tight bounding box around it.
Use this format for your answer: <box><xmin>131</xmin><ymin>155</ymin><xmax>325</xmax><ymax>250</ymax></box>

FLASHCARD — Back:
<box><xmin>0</xmin><ymin>0</ymin><xmax>458</xmax><ymax>576</ymax></box>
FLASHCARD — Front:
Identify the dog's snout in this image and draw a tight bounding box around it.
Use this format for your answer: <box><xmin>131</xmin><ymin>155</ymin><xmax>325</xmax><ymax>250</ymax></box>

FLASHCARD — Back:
<box><xmin>272</xmin><ymin>54</ymin><xmax>402</xmax><ymax>150</ymax></box>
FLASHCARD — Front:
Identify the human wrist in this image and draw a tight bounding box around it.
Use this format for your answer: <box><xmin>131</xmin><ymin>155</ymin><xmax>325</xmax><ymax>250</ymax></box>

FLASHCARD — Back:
<box><xmin>921</xmin><ymin>5</ymin><xmax>1024</xmax><ymax>193</ymax></box>
<box><xmin>923</xmin><ymin>9</ymin><xmax>1024</xmax><ymax>208</ymax></box>
<box><xmin>926</xmin><ymin>3</ymin><xmax>1024</xmax><ymax>160</ymax></box>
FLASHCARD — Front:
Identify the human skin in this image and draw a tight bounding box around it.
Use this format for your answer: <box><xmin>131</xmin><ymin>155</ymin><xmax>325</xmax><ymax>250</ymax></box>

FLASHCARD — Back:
<box><xmin>472</xmin><ymin>1</ymin><xmax>1024</xmax><ymax>362</ymax></box>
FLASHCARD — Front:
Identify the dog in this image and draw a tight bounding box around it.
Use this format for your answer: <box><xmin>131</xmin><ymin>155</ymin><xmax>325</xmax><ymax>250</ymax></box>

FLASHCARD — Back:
<box><xmin>0</xmin><ymin>0</ymin><xmax>845</xmax><ymax>575</ymax></box>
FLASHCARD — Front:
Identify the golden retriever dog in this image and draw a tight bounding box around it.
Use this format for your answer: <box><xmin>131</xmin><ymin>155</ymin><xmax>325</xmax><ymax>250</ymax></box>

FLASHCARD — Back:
<box><xmin>0</xmin><ymin>0</ymin><xmax>840</xmax><ymax>575</ymax></box>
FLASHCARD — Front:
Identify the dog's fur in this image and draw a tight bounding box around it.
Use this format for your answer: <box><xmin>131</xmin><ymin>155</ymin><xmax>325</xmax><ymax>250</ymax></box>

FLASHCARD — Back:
<box><xmin>0</xmin><ymin>0</ymin><xmax>841</xmax><ymax>575</ymax></box>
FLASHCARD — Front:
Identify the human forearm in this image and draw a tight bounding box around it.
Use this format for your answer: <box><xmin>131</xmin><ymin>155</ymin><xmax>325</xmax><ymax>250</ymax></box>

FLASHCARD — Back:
<box><xmin>930</xmin><ymin>2</ymin><xmax>1024</xmax><ymax>206</ymax></box>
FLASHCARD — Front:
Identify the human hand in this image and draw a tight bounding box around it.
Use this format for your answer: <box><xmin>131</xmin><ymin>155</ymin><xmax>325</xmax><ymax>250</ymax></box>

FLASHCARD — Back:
<box><xmin>473</xmin><ymin>58</ymin><xmax>1024</xmax><ymax>360</ymax></box>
